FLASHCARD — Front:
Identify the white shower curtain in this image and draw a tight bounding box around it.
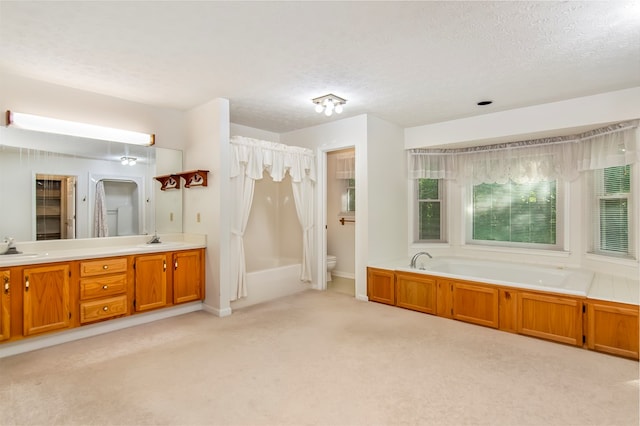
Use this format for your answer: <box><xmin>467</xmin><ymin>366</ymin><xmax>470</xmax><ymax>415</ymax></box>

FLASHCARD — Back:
<box><xmin>229</xmin><ymin>136</ymin><xmax>316</xmax><ymax>300</ymax></box>
<box><xmin>94</xmin><ymin>180</ymin><xmax>109</xmax><ymax>237</ymax></box>
<box><xmin>229</xmin><ymin>163</ymin><xmax>255</xmax><ymax>300</ymax></box>
<box><xmin>291</xmin><ymin>175</ymin><xmax>314</xmax><ymax>282</ymax></box>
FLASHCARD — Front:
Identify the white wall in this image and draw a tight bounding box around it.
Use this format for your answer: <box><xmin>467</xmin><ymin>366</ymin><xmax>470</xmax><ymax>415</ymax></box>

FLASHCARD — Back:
<box><xmin>184</xmin><ymin>98</ymin><xmax>231</xmax><ymax>316</ymax></box>
<box><xmin>405</xmin><ymin>87</ymin><xmax>640</xmax><ymax>148</ymax></box>
<box><xmin>230</xmin><ymin>122</ymin><xmax>280</xmax><ymax>143</ymax></box>
<box><xmin>0</xmin><ymin>73</ymin><xmax>185</xmax><ymax>151</ymax></box>
<box><xmin>282</xmin><ymin>114</ymin><xmax>407</xmax><ymax>299</ymax></box>
<box><xmin>366</xmin><ymin>115</ymin><xmax>407</xmax><ymax>263</ymax></box>
<box><xmin>282</xmin><ymin>115</ymin><xmax>368</xmax><ymax>296</ymax></box>
<box><xmin>326</xmin><ymin>148</ymin><xmax>356</xmax><ymax>278</ymax></box>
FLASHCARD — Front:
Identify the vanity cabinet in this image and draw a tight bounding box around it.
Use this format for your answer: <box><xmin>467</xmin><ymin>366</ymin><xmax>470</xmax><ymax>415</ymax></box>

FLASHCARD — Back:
<box><xmin>395</xmin><ymin>271</ymin><xmax>437</xmax><ymax>314</ymax></box>
<box><xmin>1</xmin><ymin>270</ymin><xmax>10</xmax><ymax>341</ymax></box>
<box><xmin>22</xmin><ymin>263</ymin><xmax>72</xmax><ymax>336</ymax></box>
<box><xmin>586</xmin><ymin>299</ymin><xmax>639</xmax><ymax>360</ymax></box>
<box><xmin>517</xmin><ymin>291</ymin><xmax>584</xmax><ymax>346</ymax></box>
<box><xmin>134</xmin><ymin>253</ymin><xmax>168</xmax><ymax>312</ymax></box>
<box><xmin>367</xmin><ymin>268</ymin><xmax>395</xmax><ymax>305</ymax></box>
<box><xmin>436</xmin><ymin>279</ymin><xmax>499</xmax><ymax>329</ymax></box>
<box><xmin>172</xmin><ymin>249</ymin><xmax>204</xmax><ymax>304</ymax></box>
<box><xmin>79</xmin><ymin>257</ymin><xmax>129</xmax><ymax>324</ymax></box>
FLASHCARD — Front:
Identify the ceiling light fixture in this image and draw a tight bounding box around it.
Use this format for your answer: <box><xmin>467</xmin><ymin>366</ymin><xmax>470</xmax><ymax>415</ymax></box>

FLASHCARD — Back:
<box><xmin>120</xmin><ymin>156</ymin><xmax>137</xmax><ymax>166</ymax></box>
<box><xmin>312</xmin><ymin>94</ymin><xmax>347</xmax><ymax>117</ymax></box>
<box><xmin>5</xmin><ymin>110</ymin><xmax>155</xmax><ymax>146</ymax></box>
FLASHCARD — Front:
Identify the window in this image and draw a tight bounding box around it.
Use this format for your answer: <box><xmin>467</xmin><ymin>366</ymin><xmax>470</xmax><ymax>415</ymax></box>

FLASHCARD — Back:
<box><xmin>470</xmin><ymin>180</ymin><xmax>558</xmax><ymax>248</ymax></box>
<box><xmin>415</xmin><ymin>178</ymin><xmax>445</xmax><ymax>242</ymax></box>
<box><xmin>590</xmin><ymin>165</ymin><xmax>634</xmax><ymax>258</ymax></box>
<box><xmin>343</xmin><ymin>178</ymin><xmax>355</xmax><ymax>213</ymax></box>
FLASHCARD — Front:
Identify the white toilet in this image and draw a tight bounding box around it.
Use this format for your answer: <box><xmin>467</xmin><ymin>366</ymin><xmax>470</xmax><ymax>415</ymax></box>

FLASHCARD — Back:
<box><xmin>326</xmin><ymin>255</ymin><xmax>337</xmax><ymax>281</ymax></box>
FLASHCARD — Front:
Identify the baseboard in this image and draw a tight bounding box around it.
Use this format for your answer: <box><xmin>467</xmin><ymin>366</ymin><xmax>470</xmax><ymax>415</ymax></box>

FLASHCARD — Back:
<box><xmin>202</xmin><ymin>303</ymin><xmax>232</xmax><ymax>317</ymax></box>
<box><xmin>0</xmin><ymin>302</ymin><xmax>203</xmax><ymax>359</ymax></box>
<box><xmin>356</xmin><ymin>294</ymin><xmax>369</xmax><ymax>302</ymax></box>
<box><xmin>332</xmin><ymin>271</ymin><xmax>355</xmax><ymax>279</ymax></box>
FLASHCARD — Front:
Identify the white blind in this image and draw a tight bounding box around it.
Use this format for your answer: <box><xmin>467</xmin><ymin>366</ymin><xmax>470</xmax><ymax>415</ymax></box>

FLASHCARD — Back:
<box><xmin>589</xmin><ymin>165</ymin><xmax>636</xmax><ymax>259</ymax></box>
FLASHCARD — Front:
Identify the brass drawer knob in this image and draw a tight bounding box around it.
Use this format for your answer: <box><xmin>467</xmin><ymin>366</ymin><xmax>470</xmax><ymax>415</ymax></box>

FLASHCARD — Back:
<box><xmin>102</xmin><ymin>285</ymin><xmax>108</xmax><ymax>290</ymax></box>
<box><xmin>103</xmin><ymin>306</ymin><xmax>109</xmax><ymax>312</ymax></box>
<box><xmin>103</xmin><ymin>265</ymin><xmax>108</xmax><ymax>270</ymax></box>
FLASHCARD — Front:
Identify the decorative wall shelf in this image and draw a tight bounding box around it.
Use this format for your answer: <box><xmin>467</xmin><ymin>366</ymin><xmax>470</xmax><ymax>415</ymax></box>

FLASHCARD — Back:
<box><xmin>154</xmin><ymin>174</ymin><xmax>181</xmax><ymax>191</ymax></box>
<box><xmin>155</xmin><ymin>170</ymin><xmax>209</xmax><ymax>190</ymax></box>
<box><xmin>179</xmin><ymin>170</ymin><xmax>209</xmax><ymax>188</ymax></box>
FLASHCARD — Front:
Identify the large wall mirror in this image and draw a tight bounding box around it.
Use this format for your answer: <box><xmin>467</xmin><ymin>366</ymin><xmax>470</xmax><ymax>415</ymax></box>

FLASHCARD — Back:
<box><xmin>0</xmin><ymin>126</ymin><xmax>183</xmax><ymax>242</ymax></box>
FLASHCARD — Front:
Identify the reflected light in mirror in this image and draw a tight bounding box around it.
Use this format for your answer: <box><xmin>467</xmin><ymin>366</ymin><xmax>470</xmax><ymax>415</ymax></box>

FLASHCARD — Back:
<box><xmin>6</xmin><ymin>110</ymin><xmax>155</xmax><ymax>146</ymax></box>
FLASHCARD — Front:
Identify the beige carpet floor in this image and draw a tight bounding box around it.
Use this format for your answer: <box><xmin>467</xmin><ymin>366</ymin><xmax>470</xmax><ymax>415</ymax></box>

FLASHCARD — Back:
<box><xmin>1</xmin><ymin>290</ymin><xmax>638</xmax><ymax>426</ymax></box>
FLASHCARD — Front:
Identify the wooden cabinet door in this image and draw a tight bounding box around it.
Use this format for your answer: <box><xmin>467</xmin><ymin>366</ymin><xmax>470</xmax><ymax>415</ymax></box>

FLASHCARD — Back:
<box><xmin>452</xmin><ymin>282</ymin><xmax>499</xmax><ymax>329</ymax></box>
<box><xmin>134</xmin><ymin>254</ymin><xmax>167</xmax><ymax>312</ymax></box>
<box><xmin>517</xmin><ymin>292</ymin><xmax>583</xmax><ymax>346</ymax></box>
<box><xmin>367</xmin><ymin>268</ymin><xmax>395</xmax><ymax>305</ymax></box>
<box><xmin>23</xmin><ymin>264</ymin><xmax>71</xmax><ymax>336</ymax></box>
<box><xmin>395</xmin><ymin>272</ymin><xmax>436</xmax><ymax>314</ymax></box>
<box><xmin>499</xmin><ymin>289</ymin><xmax>518</xmax><ymax>333</ymax></box>
<box><xmin>0</xmin><ymin>270</ymin><xmax>10</xmax><ymax>341</ymax></box>
<box><xmin>587</xmin><ymin>300</ymin><xmax>639</xmax><ymax>360</ymax></box>
<box><xmin>436</xmin><ymin>279</ymin><xmax>453</xmax><ymax>318</ymax></box>
<box><xmin>173</xmin><ymin>250</ymin><xmax>203</xmax><ymax>304</ymax></box>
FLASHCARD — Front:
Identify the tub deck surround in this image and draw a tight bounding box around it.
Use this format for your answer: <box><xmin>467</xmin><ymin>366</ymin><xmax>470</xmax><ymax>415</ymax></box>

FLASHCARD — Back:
<box><xmin>368</xmin><ymin>256</ymin><xmax>639</xmax><ymax>359</ymax></box>
<box><xmin>0</xmin><ymin>233</ymin><xmax>206</xmax><ymax>267</ymax></box>
<box><xmin>373</xmin><ymin>257</ymin><xmax>637</xmax><ymax>303</ymax></box>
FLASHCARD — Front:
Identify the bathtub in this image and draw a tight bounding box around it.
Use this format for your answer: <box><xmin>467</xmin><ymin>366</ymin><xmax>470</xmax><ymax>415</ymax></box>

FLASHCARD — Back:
<box><xmin>397</xmin><ymin>257</ymin><xmax>594</xmax><ymax>296</ymax></box>
<box><xmin>231</xmin><ymin>257</ymin><xmax>309</xmax><ymax>309</ymax></box>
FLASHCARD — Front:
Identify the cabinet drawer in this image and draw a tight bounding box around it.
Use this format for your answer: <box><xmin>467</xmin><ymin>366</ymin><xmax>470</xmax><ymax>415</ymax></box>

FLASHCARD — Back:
<box><xmin>80</xmin><ymin>274</ymin><xmax>127</xmax><ymax>300</ymax></box>
<box><xmin>80</xmin><ymin>258</ymin><xmax>127</xmax><ymax>277</ymax></box>
<box><xmin>80</xmin><ymin>295</ymin><xmax>128</xmax><ymax>324</ymax></box>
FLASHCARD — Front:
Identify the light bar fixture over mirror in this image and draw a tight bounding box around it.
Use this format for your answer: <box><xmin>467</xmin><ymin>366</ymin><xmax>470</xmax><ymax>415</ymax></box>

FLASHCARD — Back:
<box><xmin>5</xmin><ymin>110</ymin><xmax>155</xmax><ymax>146</ymax></box>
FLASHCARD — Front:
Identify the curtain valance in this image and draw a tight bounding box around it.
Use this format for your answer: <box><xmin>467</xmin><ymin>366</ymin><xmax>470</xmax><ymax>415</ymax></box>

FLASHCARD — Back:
<box><xmin>408</xmin><ymin>121</ymin><xmax>639</xmax><ymax>184</ymax></box>
<box><xmin>230</xmin><ymin>136</ymin><xmax>316</xmax><ymax>183</ymax></box>
<box><xmin>335</xmin><ymin>151</ymin><xmax>355</xmax><ymax>179</ymax></box>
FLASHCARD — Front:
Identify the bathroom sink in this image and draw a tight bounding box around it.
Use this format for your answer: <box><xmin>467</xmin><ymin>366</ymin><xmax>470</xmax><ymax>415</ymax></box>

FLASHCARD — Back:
<box><xmin>0</xmin><ymin>252</ymin><xmax>43</xmax><ymax>258</ymax></box>
<box><xmin>135</xmin><ymin>242</ymin><xmax>184</xmax><ymax>249</ymax></box>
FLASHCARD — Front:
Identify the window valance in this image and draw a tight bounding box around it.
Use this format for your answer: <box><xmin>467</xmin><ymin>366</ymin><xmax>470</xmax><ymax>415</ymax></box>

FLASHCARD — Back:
<box><xmin>408</xmin><ymin>121</ymin><xmax>639</xmax><ymax>184</ymax></box>
<box><xmin>335</xmin><ymin>151</ymin><xmax>355</xmax><ymax>179</ymax></box>
<box><xmin>230</xmin><ymin>136</ymin><xmax>316</xmax><ymax>183</ymax></box>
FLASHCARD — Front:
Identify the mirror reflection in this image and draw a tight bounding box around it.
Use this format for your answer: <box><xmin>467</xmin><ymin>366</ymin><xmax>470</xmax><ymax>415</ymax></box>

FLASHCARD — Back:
<box><xmin>0</xmin><ymin>126</ymin><xmax>183</xmax><ymax>242</ymax></box>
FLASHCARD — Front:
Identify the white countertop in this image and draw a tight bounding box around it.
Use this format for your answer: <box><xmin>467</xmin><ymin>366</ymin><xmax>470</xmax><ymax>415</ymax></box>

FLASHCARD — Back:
<box><xmin>0</xmin><ymin>233</ymin><xmax>206</xmax><ymax>267</ymax></box>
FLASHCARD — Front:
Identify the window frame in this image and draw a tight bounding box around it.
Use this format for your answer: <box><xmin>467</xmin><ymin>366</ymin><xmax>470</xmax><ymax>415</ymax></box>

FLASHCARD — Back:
<box><xmin>464</xmin><ymin>179</ymin><xmax>565</xmax><ymax>251</ymax></box>
<box><xmin>413</xmin><ymin>178</ymin><xmax>447</xmax><ymax>243</ymax></box>
<box><xmin>588</xmin><ymin>164</ymin><xmax>636</xmax><ymax>259</ymax></box>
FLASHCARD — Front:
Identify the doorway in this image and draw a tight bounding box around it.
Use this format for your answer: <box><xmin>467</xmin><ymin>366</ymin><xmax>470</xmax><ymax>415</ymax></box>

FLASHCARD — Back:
<box><xmin>323</xmin><ymin>147</ymin><xmax>356</xmax><ymax>296</ymax></box>
<box><xmin>35</xmin><ymin>174</ymin><xmax>76</xmax><ymax>240</ymax></box>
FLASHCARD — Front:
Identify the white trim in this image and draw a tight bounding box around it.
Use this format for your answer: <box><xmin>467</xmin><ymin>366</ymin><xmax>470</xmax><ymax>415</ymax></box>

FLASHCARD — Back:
<box><xmin>459</xmin><ymin>244</ymin><xmax>572</xmax><ymax>258</ymax></box>
<box><xmin>0</xmin><ymin>302</ymin><xmax>203</xmax><ymax>359</ymax></box>
<box><xmin>316</xmin><ymin>143</ymin><xmax>357</xmax><ymax>295</ymax></box>
<box><xmin>332</xmin><ymin>270</ymin><xmax>355</xmax><ymax>280</ymax></box>
<box><xmin>202</xmin><ymin>303</ymin><xmax>232</xmax><ymax>317</ymax></box>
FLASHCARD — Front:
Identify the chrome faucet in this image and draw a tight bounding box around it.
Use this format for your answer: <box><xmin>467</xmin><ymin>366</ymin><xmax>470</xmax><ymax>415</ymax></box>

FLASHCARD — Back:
<box><xmin>2</xmin><ymin>237</ymin><xmax>21</xmax><ymax>255</ymax></box>
<box><xmin>147</xmin><ymin>232</ymin><xmax>161</xmax><ymax>244</ymax></box>
<box><xmin>410</xmin><ymin>251</ymin><xmax>432</xmax><ymax>268</ymax></box>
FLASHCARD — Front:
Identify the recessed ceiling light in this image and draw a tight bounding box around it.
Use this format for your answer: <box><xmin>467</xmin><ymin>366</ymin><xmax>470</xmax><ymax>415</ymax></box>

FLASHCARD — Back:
<box><xmin>477</xmin><ymin>100</ymin><xmax>493</xmax><ymax>106</ymax></box>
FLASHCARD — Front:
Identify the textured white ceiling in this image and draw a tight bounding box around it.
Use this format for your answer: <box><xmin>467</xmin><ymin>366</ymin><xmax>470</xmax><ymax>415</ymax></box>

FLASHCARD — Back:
<box><xmin>0</xmin><ymin>1</ymin><xmax>638</xmax><ymax>133</ymax></box>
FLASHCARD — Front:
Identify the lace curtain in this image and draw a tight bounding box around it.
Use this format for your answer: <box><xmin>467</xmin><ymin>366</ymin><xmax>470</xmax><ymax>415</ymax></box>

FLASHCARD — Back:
<box><xmin>335</xmin><ymin>151</ymin><xmax>355</xmax><ymax>179</ymax></box>
<box><xmin>408</xmin><ymin>121</ymin><xmax>638</xmax><ymax>184</ymax></box>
